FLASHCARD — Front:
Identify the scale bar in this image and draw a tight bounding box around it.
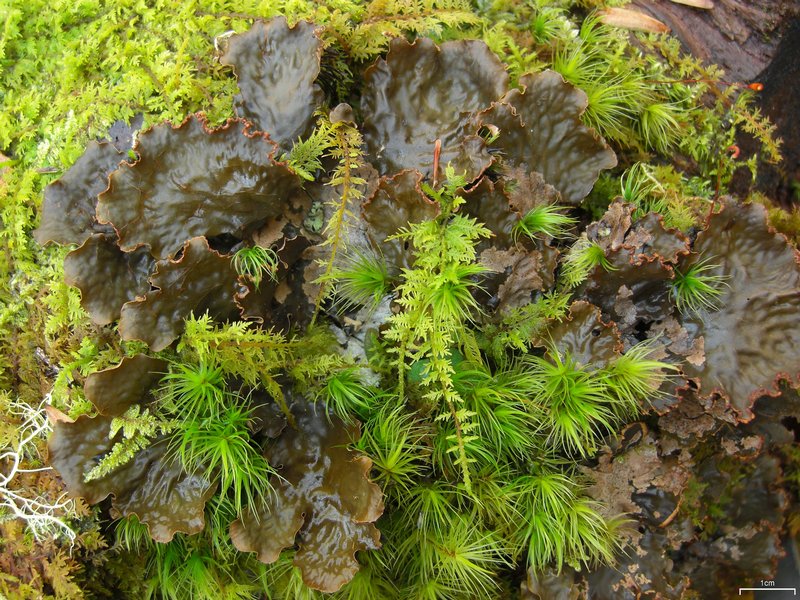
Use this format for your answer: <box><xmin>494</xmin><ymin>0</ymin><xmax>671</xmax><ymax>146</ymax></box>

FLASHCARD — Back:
<box><xmin>739</xmin><ymin>589</ymin><xmax>796</xmax><ymax>595</ymax></box>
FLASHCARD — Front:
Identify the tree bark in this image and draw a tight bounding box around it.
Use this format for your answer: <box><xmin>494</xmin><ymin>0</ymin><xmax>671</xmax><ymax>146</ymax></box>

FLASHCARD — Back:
<box><xmin>731</xmin><ymin>19</ymin><xmax>800</xmax><ymax>205</ymax></box>
<box><xmin>632</xmin><ymin>0</ymin><xmax>800</xmax><ymax>81</ymax></box>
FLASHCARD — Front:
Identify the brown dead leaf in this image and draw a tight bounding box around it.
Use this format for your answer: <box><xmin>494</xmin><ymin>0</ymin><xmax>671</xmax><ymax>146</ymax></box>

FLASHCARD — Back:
<box><xmin>598</xmin><ymin>8</ymin><xmax>670</xmax><ymax>33</ymax></box>
<box><xmin>45</xmin><ymin>405</ymin><xmax>74</xmax><ymax>425</ymax></box>
<box><xmin>670</xmin><ymin>0</ymin><xmax>713</xmax><ymax>8</ymax></box>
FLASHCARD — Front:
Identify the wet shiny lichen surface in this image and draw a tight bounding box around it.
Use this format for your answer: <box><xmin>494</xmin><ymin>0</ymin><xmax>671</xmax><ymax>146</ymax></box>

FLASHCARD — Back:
<box><xmin>30</xmin><ymin>15</ymin><xmax>800</xmax><ymax>600</ymax></box>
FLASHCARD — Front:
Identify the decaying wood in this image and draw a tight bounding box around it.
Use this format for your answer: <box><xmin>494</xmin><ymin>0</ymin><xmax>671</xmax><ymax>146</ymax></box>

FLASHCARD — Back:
<box><xmin>732</xmin><ymin>21</ymin><xmax>800</xmax><ymax>206</ymax></box>
<box><xmin>632</xmin><ymin>0</ymin><xmax>800</xmax><ymax>81</ymax></box>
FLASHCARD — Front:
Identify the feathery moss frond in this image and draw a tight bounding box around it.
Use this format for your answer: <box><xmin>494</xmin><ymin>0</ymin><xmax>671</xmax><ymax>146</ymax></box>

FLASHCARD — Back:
<box><xmin>621</xmin><ymin>163</ymin><xmax>704</xmax><ymax>230</ymax></box>
<box><xmin>402</xmin><ymin>482</ymin><xmax>465</xmax><ymax>535</ymax></box>
<box><xmin>159</xmin><ymin>361</ymin><xmax>227</xmax><ymax>421</ymax></box>
<box><xmin>480</xmin><ymin>291</ymin><xmax>571</xmax><ymax>360</ymax></box>
<box><xmin>603</xmin><ymin>342</ymin><xmax>677</xmax><ymax>417</ymax></box>
<box><xmin>345</xmin><ymin>0</ymin><xmax>481</xmax><ymax>61</ymax></box>
<box><xmin>255</xmin><ymin>551</ymin><xmax>322</xmax><ymax>600</ymax></box>
<box><xmin>582</xmin><ymin>76</ymin><xmax>641</xmax><ymax>142</ymax></box>
<box><xmin>416</xmin><ymin>517</ymin><xmax>510</xmax><ymax>597</ymax></box>
<box><xmin>523</xmin><ymin>352</ymin><xmax>618</xmax><ymax>457</ymax></box>
<box><xmin>563</xmin><ymin>499</ymin><xmax>625</xmax><ymax>570</ymax></box>
<box><xmin>432</xmin><ymin>413</ymin><xmax>493</xmax><ymax>474</ymax></box>
<box><xmin>178</xmin><ymin>313</ymin><xmax>294</xmax><ymax>368</ymax></box>
<box><xmin>510</xmin><ymin>468</ymin><xmax>623</xmax><ymax>573</ymax></box>
<box><xmin>114</xmin><ymin>514</ymin><xmax>154</xmax><ymax>553</ymax></box>
<box><xmin>280</xmin><ymin>116</ymin><xmax>336</xmax><ymax>182</ymax></box>
<box><xmin>203</xmin><ymin>493</ymin><xmax>241</xmax><ymax>563</ymax></box>
<box><xmin>315</xmin><ymin>367</ymin><xmax>376</xmax><ymax>423</ymax></box>
<box><xmin>311</xmin><ymin>113</ymin><xmax>367</xmax><ymax>326</ymax></box>
<box><xmin>620</xmin><ymin>162</ymin><xmax>659</xmax><ymax>206</ymax></box>
<box><xmin>452</xmin><ymin>366</ymin><xmax>537</xmax><ymax>461</ymax></box>
<box><xmin>480</xmin><ymin>23</ymin><xmax>546</xmax><ymax>86</ymax></box>
<box><xmin>638</xmin><ymin>101</ymin><xmax>683</xmax><ymax>155</ymax></box>
<box><xmin>513</xmin><ymin>469</ymin><xmax>577</xmax><ymax>523</ymax></box>
<box><xmin>530</xmin><ymin>7</ymin><xmax>569</xmax><ymax>44</ymax></box>
<box><xmin>331</xmin><ymin>553</ymin><xmax>396</xmax><ymax>600</ymax></box>
<box><xmin>421</xmin><ymin>165</ymin><xmax>468</xmax><ymax>204</ymax></box>
<box><xmin>464</xmin><ymin>466</ymin><xmax>517</xmax><ymax>531</ymax></box>
<box><xmin>176</xmin><ymin>314</ymin><xmax>339</xmax><ymax>425</ymax></box>
<box><xmin>384</xmin><ymin>169</ymin><xmax>491</xmax><ymax>491</ymax></box>
<box><xmin>177</xmin><ymin>312</ymin><xmax>316</xmax><ymax>388</ymax></box>
<box><xmin>84</xmin><ymin>405</ymin><xmax>174</xmax><ymax>482</ymax></box>
<box><xmin>145</xmin><ymin>536</ymin><xmax>254</xmax><ymax>600</ymax></box>
<box><xmin>427</xmin><ymin>263</ymin><xmax>486</xmax><ymax>323</ymax></box>
<box><xmin>510</xmin><ymin>470</ymin><xmax>574</xmax><ymax>569</ymax></box>
<box><xmin>84</xmin><ymin>434</ymin><xmax>151</xmax><ymax>483</ymax></box>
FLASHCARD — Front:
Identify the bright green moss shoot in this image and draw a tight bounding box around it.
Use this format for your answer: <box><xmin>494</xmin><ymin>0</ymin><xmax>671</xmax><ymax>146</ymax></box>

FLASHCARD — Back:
<box><xmin>671</xmin><ymin>256</ymin><xmax>730</xmax><ymax>313</ymax></box>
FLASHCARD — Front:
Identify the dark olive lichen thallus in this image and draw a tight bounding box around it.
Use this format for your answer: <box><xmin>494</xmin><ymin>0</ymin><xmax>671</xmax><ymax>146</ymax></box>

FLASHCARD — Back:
<box><xmin>37</xmin><ymin>114</ymin><xmax>307</xmax><ymax>349</ymax></box>
<box><xmin>35</xmin><ymin>17</ymin><xmax>338</xmax><ymax>347</ymax></box>
<box><xmin>361</xmin><ymin>37</ymin><xmax>508</xmax><ymax>182</ymax></box>
<box><xmin>477</xmin><ymin>70</ymin><xmax>618</xmax><ymax>205</ymax></box>
<box><xmin>576</xmin><ymin>199</ymin><xmax>800</xmax><ymax>422</ymax></box>
<box><xmin>231</xmin><ymin>403</ymin><xmax>384</xmax><ymax>593</ymax></box>
<box><xmin>35</xmin><ymin>14</ymin><xmax>621</xmax><ymax>353</ymax></box>
<box><xmin>47</xmin><ymin>356</ymin><xmax>216</xmax><ymax>543</ymax></box>
<box><xmin>219</xmin><ymin>16</ymin><xmax>324</xmax><ymax>150</ymax></box>
<box><xmin>579</xmin><ymin>384</ymin><xmax>800</xmax><ymax>597</ymax></box>
<box><xmin>677</xmin><ymin>201</ymin><xmax>800</xmax><ymax>420</ymax></box>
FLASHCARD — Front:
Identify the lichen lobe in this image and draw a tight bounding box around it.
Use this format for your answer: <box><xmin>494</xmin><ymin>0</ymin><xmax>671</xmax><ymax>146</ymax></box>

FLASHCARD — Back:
<box><xmin>220</xmin><ymin>17</ymin><xmax>325</xmax><ymax>148</ymax></box>
<box><xmin>230</xmin><ymin>403</ymin><xmax>383</xmax><ymax>593</ymax></box>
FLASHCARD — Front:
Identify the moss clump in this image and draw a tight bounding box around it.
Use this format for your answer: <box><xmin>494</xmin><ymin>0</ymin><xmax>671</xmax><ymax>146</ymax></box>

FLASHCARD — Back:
<box><xmin>1</xmin><ymin>2</ymin><xmax>797</xmax><ymax>599</ymax></box>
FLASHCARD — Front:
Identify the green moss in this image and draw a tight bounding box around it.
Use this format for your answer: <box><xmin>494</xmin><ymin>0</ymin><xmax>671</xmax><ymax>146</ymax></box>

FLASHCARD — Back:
<box><xmin>0</xmin><ymin>1</ymin><xmax>793</xmax><ymax>597</ymax></box>
<box><xmin>232</xmin><ymin>245</ymin><xmax>279</xmax><ymax>288</ymax></box>
<box><xmin>513</xmin><ymin>204</ymin><xmax>576</xmax><ymax>242</ymax></box>
<box><xmin>671</xmin><ymin>255</ymin><xmax>730</xmax><ymax>314</ymax></box>
<box><xmin>560</xmin><ymin>236</ymin><xmax>617</xmax><ymax>288</ymax></box>
<box><xmin>752</xmin><ymin>191</ymin><xmax>800</xmax><ymax>246</ymax></box>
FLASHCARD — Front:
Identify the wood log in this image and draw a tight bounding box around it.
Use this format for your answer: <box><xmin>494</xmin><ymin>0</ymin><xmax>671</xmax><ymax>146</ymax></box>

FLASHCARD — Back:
<box><xmin>632</xmin><ymin>0</ymin><xmax>800</xmax><ymax>81</ymax></box>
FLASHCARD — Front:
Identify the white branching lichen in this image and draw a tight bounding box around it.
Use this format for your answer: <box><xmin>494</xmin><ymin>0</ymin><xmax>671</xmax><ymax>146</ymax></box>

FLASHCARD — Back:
<box><xmin>0</xmin><ymin>397</ymin><xmax>76</xmax><ymax>545</ymax></box>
